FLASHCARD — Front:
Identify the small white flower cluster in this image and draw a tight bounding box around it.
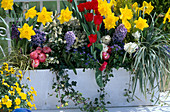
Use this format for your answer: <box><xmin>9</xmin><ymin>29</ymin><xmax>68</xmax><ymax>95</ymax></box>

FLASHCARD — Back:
<box><xmin>45</xmin><ymin>55</ymin><xmax>59</xmax><ymax>66</ymax></box>
<box><xmin>124</xmin><ymin>42</ymin><xmax>138</xmax><ymax>54</ymax></box>
<box><xmin>132</xmin><ymin>31</ymin><xmax>141</xmax><ymax>41</ymax></box>
<box><xmin>101</xmin><ymin>35</ymin><xmax>111</xmax><ymax>45</ymax></box>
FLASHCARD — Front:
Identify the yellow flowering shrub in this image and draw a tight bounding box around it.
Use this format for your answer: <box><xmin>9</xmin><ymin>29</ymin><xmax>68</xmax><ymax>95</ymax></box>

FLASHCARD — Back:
<box><xmin>0</xmin><ymin>63</ymin><xmax>37</xmax><ymax>111</ymax></box>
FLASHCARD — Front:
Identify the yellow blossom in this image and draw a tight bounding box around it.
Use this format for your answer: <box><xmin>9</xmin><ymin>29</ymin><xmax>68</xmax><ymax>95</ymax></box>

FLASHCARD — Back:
<box><xmin>134</xmin><ymin>17</ymin><xmax>149</xmax><ymax>31</ymax></box>
<box><xmin>27</xmin><ymin>101</ymin><xmax>33</xmax><ymax>107</ymax></box>
<box><xmin>27</xmin><ymin>77</ymin><xmax>31</xmax><ymax>82</ymax></box>
<box><xmin>2</xmin><ymin>63</ymin><xmax>8</xmax><ymax>71</ymax></box>
<box><xmin>18</xmin><ymin>23</ymin><xmax>36</xmax><ymax>40</ymax></box>
<box><xmin>103</xmin><ymin>13</ymin><xmax>119</xmax><ymax>30</ymax></box>
<box><xmin>37</xmin><ymin>7</ymin><xmax>53</xmax><ymax>25</ymax></box>
<box><xmin>122</xmin><ymin>20</ymin><xmax>131</xmax><ymax>32</ymax></box>
<box><xmin>8</xmin><ymin>90</ymin><xmax>15</xmax><ymax>95</ymax></box>
<box><xmin>6</xmin><ymin>100</ymin><xmax>12</xmax><ymax>108</ymax></box>
<box><xmin>16</xmin><ymin>87</ymin><xmax>22</xmax><ymax>94</ymax></box>
<box><xmin>57</xmin><ymin>7</ymin><xmax>72</xmax><ymax>24</ymax></box>
<box><xmin>33</xmin><ymin>104</ymin><xmax>37</xmax><ymax>110</ymax></box>
<box><xmin>120</xmin><ymin>5</ymin><xmax>133</xmax><ymax>21</ymax></box>
<box><xmin>140</xmin><ymin>1</ymin><xmax>154</xmax><ymax>15</ymax></box>
<box><xmin>14</xmin><ymin>106</ymin><xmax>20</xmax><ymax>109</ymax></box>
<box><xmin>9</xmin><ymin>67</ymin><xmax>15</xmax><ymax>74</ymax></box>
<box><xmin>19</xmin><ymin>92</ymin><xmax>27</xmax><ymax>100</ymax></box>
<box><xmin>18</xmin><ymin>70</ymin><xmax>22</xmax><ymax>74</ymax></box>
<box><xmin>110</xmin><ymin>0</ymin><xmax>117</xmax><ymax>7</ymax></box>
<box><xmin>97</xmin><ymin>0</ymin><xmax>112</xmax><ymax>17</ymax></box>
<box><xmin>15</xmin><ymin>82</ymin><xmax>19</xmax><ymax>87</ymax></box>
<box><xmin>15</xmin><ymin>98</ymin><xmax>21</xmax><ymax>105</ymax></box>
<box><xmin>1</xmin><ymin>0</ymin><xmax>13</xmax><ymax>10</ymax></box>
<box><xmin>0</xmin><ymin>70</ymin><xmax>3</xmax><ymax>74</ymax></box>
<box><xmin>25</xmin><ymin>6</ymin><xmax>37</xmax><ymax>19</ymax></box>
<box><xmin>132</xmin><ymin>2</ymin><xmax>139</xmax><ymax>12</ymax></box>
<box><xmin>3</xmin><ymin>83</ymin><xmax>10</xmax><ymax>87</ymax></box>
<box><xmin>31</xmin><ymin>87</ymin><xmax>35</xmax><ymax>90</ymax></box>
<box><xmin>0</xmin><ymin>101</ymin><xmax>2</xmax><ymax>108</ymax></box>
<box><xmin>31</xmin><ymin>90</ymin><xmax>37</xmax><ymax>96</ymax></box>
<box><xmin>163</xmin><ymin>8</ymin><xmax>170</xmax><ymax>24</ymax></box>
<box><xmin>30</xmin><ymin>95</ymin><xmax>34</xmax><ymax>102</ymax></box>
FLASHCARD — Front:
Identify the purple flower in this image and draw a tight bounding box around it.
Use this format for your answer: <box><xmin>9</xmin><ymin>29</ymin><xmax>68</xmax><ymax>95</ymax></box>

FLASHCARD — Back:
<box><xmin>11</xmin><ymin>24</ymin><xmax>20</xmax><ymax>40</ymax></box>
<box><xmin>112</xmin><ymin>24</ymin><xmax>127</xmax><ymax>42</ymax></box>
<box><xmin>31</xmin><ymin>29</ymin><xmax>46</xmax><ymax>47</ymax></box>
<box><xmin>64</xmin><ymin>31</ymin><xmax>76</xmax><ymax>51</ymax></box>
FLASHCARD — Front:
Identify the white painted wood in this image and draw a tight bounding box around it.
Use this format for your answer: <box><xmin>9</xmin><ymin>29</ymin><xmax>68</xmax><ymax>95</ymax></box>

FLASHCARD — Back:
<box><xmin>22</xmin><ymin>68</ymin><xmax>158</xmax><ymax>110</ymax></box>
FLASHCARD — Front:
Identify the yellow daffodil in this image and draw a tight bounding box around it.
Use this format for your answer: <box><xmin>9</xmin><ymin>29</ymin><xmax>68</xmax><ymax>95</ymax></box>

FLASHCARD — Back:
<box><xmin>19</xmin><ymin>92</ymin><xmax>27</xmax><ymax>100</ymax></box>
<box><xmin>15</xmin><ymin>98</ymin><xmax>21</xmax><ymax>105</ymax></box>
<box><xmin>122</xmin><ymin>20</ymin><xmax>131</xmax><ymax>32</ymax></box>
<box><xmin>98</xmin><ymin>0</ymin><xmax>112</xmax><ymax>17</ymax></box>
<box><xmin>134</xmin><ymin>17</ymin><xmax>149</xmax><ymax>31</ymax></box>
<box><xmin>14</xmin><ymin>106</ymin><xmax>20</xmax><ymax>109</ymax></box>
<box><xmin>57</xmin><ymin>7</ymin><xmax>72</xmax><ymax>24</ymax></box>
<box><xmin>18</xmin><ymin>23</ymin><xmax>36</xmax><ymax>40</ymax></box>
<box><xmin>1</xmin><ymin>0</ymin><xmax>13</xmax><ymax>10</ymax></box>
<box><xmin>110</xmin><ymin>0</ymin><xmax>117</xmax><ymax>7</ymax></box>
<box><xmin>120</xmin><ymin>5</ymin><xmax>133</xmax><ymax>21</ymax></box>
<box><xmin>37</xmin><ymin>7</ymin><xmax>53</xmax><ymax>25</ymax></box>
<box><xmin>132</xmin><ymin>2</ymin><xmax>139</xmax><ymax>12</ymax></box>
<box><xmin>163</xmin><ymin>8</ymin><xmax>170</xmax><ymax>24</ymax></box>
<box><xmin>6</xmin><ymin>100</ymin><xmax>12</xmax><ymax>108</ymax></box>
<box><xmin>25</xmin><ymin>6</ymin><xmax>37</xmax><ymax>19</ymax></box>
<box><xmin>103</xmin><ymin>13</ymin><xmax>119</xmax><ymax>30</ymax></box>
<box><xmin>140</xmin><ymin>1</ymin><xmax>154</xmax><ymax>15</ymax></box>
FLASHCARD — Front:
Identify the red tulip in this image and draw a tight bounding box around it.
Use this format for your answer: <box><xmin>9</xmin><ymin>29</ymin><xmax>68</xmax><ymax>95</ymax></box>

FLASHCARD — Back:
<box><xmin>84</xmin><ymin>13</ymin><xmax>94</xmax><ymax>22</ymax></box>
<box><xmin>99</xmin><ymin>61</ymin><xmax>107</xmax><ymax>71</ymax></box>
<box><xmin>38</xmin><ymin>53</ymin><xmax>47</xmax><ymax>63</ymax></box>
<box><xmin>102</xmin><ymin>52</ymin><xmax>110</xmax><ymax>60</ymax></box>
<box><xmin>43</xmin><ymin>47</ymin><xmax>51</xmax><ymax>54</ymax></box>
<box><xmin>30</xmin><ymin>51</ymin><xmax>38</xmax><ymax>59</ymax></box>
<box><xmin>87</xmin><ymin>34</ymin><xmax>97</xmax><ymax>47</ymax></box>
<box><xmin>84</xmin><ymin>1</ymin><xmax>92</xmax><ymax>10</ymax></box>
<box><xmin>94</xmin><ymin>15</ymin><xmax>103</xmax><ymax>31</ymax></box>
<box><xmin>77</xmin><ymin>3</ymin><xmax>85</xmax><ymax>12</ymax></box>
<box><xmin>31</xmin><ymin>59</ymin><xmax>40</xmax><ymax>68</ymax></box>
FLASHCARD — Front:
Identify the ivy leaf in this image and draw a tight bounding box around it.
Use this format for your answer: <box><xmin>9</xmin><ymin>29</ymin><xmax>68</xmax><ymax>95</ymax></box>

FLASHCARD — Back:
<box><xmin>95</xmin><ymin>69</ymin><xmax>104</xmax><ymax>88</ymax></box>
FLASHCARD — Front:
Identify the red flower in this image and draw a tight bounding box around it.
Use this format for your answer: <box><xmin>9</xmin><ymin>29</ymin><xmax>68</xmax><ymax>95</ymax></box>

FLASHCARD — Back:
<box><xmin>99</xmin><ymin>61</ymin><xmax>107</xmax><ymax>71</ymax></box>
<box><xmin>84</xmin><ymin>2</ymin><xmax>92</xmax><ymax>10</ymax></box>
<box><xmin>84</xmin><ymin>13</ymin><xmax>94</xmax><ymax>22</ymax></box>
<box><xmin>31</xmin><ymin>59</ymin><xmax>40</xmax><ymax>68</ymax></box>
<box><xmin>38</xmin><ymin>53</ymin><xmax>47</xmax><ymax>63</ymax></box>
<box><xmin>77</xmin><ymin>3</ymin><xmax>85</xmax><ymax>12</ymax></box>
<box><xmin>102</xmin><ymin>52</ymin><xmax>110</xmax><ymax>60</ymax></box>
<box><xmin>94</xmin><ymin>15</ymin><xmax>103</xmax><ymax>31</ymax></box>
<box><xmin>67</xmin><ymin>0</ymin><xmax>73</xmax><ymax>3</ymax></box>
<box><xmin>30</xmin><ymin>51</ymin><xmax>38</xmax><ymax>59</ymax></box>
<box><xmin>43</xmin><ymin>46</ymin><xmax>51</xmax><ymax>54</ymax></box>
<box><xmin>87</xmin><ymin>34</ymin><xmax>97</xmax><ymax>47</ymax></box>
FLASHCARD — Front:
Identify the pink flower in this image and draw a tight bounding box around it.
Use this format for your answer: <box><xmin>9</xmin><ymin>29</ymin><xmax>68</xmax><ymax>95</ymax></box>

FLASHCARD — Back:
<box><xmin>43</xmin><ymin>47</ymin><xmax>51</xmax><ymax>54</ymax></box>
<box><xmin>30</xmin><ymin>51</ymin><xmax>38</xmax><ymax>59</ymax></box>
<box><xmin>99</xmin><ymin>61</ymin><xmax>107</xmax><ymax>71</ymax></box>
<box><xmin>31</xmin><ymin>59</ymin><xmax>40</xmax><ymax>68</ymax></box>
<box><xmin>36</xmin><ymin>47</ymin><xmax>42</xmax><ymax>54</ymax></box>
<box><xmin>38</xmin><ymin>53</ymin><xmax>47</xmax><ymax>63</ymax></box>
<box><xmin>102</xmin><ymin>52</ymin><xmax>110</xmax><ymax>60</ymax></box>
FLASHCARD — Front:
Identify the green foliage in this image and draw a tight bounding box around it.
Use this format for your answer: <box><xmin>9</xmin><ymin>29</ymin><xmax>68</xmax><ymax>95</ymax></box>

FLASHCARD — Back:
<box><xmin>131</xmin><ymin>15</ymin><xmax>170</xmax><ymax>98</ymax></box>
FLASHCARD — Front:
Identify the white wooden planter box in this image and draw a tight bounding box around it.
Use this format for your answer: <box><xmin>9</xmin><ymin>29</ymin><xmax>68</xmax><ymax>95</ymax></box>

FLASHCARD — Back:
<box><xmin>22</xmin><ymin>68</ymin><xmax>158</xmax><ymax>110</ymax></box>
